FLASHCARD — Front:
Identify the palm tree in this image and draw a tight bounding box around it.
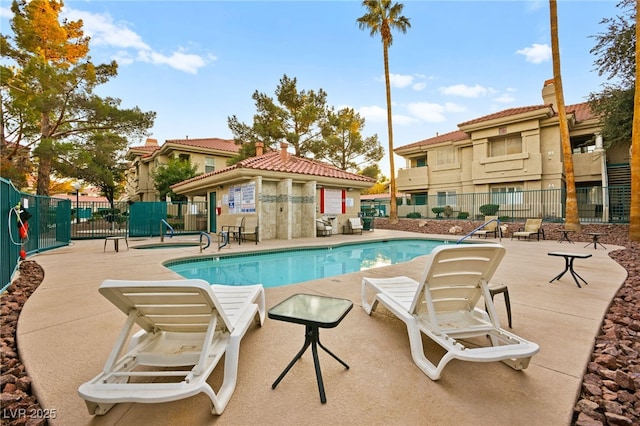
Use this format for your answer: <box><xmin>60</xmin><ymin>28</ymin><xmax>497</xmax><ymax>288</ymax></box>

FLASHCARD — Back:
<box><xmin>630</xmin><ymin>0</ymin><xmax>640</xmax><ymax>241</ymax></box>
<box><xmin>549</xmin><ymin>0</ymin><xmax>581</xmax><ymax>231</ymax></box>
<box><xmin>357</xmin><ymin>0</ymin><xmax>410</xmax><ymax>224</ymax></box>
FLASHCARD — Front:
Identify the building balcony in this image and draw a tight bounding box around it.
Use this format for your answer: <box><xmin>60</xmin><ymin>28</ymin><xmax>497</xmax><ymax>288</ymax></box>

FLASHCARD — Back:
<box><xmin>397</xmin><ymin>167</ymin><xmax>428</xmax><ymax>192</ymax></box>
<box><xmin>573</xmin><ymin>151</ymin><xmax>604</xmax><ymax>181</ymax></box>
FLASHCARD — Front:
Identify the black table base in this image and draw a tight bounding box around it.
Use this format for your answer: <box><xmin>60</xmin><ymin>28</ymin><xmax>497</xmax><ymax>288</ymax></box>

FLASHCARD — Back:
<box><xmin>550</xmin><ymin>256</ymin><xmax>588</xmax><ymax>288</ymax></box>
<box><xmin>272</xmin><ymin>325</ymin><xmax>349</xmax><ymax>403</ymax></box>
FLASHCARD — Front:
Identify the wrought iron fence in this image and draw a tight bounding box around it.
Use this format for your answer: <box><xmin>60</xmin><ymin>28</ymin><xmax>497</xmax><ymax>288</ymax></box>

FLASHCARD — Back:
<box><xmin>70</xmin><ymin>200</ymin><xmax>208</xmax><ymax>239</ymax></box>
<box><xmin>1</xmin><ymin>178</ymin><xmax>71</xmax><ymax>291</ymax></box>
<box><xmin>367</xmin><ymin>185</ymin><xmax>631</xmax><ymax>223</ymax></box>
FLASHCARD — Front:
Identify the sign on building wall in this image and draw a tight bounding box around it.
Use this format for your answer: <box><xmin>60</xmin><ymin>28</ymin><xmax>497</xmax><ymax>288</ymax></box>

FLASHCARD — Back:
<box><xmin>320</xmin><ymin>188</ymin><xmax>345</xmax><ymax>214</ymax></box>
<box><xmin>228</xmin><ymin>182</ymin><xmax>256</xmax><ymax>213</ymax></box>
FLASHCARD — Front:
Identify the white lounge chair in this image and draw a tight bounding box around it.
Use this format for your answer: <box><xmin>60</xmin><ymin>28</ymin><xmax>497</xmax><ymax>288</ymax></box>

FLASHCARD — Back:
<box><xmin>361</xmin><ymin>244</ymin><xmax>539</xmax><ymax>380</ymax></box>
<box><xmin>346</xmin><ymin>217</ymin><xmax>364</xmax><ymax>235</ymax></box>
<box><xmin>78</xmin><ymin>279</ymin><xmax>265</xmax><ymax>415</ymax></box>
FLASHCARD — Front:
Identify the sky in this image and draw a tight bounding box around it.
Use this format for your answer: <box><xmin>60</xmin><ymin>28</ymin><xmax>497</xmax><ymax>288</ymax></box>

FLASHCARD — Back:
<box><xmin>0</xmin><ymin>0</ymin><xmax>623</xmax><ymax>178</ymax></box>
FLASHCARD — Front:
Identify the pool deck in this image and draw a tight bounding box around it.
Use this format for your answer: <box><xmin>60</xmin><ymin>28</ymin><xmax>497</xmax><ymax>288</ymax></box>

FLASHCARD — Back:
<box><xmin>16</xmin><ymin>229</ymin><xmax>628</xmax><ymax>425</ymax></box>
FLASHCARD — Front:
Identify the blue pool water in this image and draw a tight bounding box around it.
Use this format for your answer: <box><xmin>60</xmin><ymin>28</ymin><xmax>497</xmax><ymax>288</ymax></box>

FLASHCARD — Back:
<box><xmin>166</xmin><ymin>239</ymin><xmax>449</xmax><ymax>288</ymax></box>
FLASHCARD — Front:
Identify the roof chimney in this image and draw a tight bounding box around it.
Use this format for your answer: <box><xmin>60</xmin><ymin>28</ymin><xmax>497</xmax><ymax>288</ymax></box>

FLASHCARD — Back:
<box><xmin>255</xmin><ymin>141</ymin><xmax>264</xmax><ymax>156</ymax></box>
<box><xmin>280</xmin><ymin>142</ymin><xmax>289</xmax><ymax>163</ymax></box>
<box><xmin>542</xmin><ymin>79</ymin><xmax>556</xmax><ymax>111</ymax></box>
<box><xmin>145</xmin><ymin>138</ymin><xmax>159</xmax><ymax>147</ymax></box>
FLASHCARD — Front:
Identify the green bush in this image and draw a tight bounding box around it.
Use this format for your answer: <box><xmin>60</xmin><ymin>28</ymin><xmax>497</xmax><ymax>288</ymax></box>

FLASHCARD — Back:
<box><xmin>431</xmin><ymin>207</ymin><xmax>445</xmax><ymax>218</ymax></box>
<box><xmin>479</xmin><ymin>204</ymin><xmax>500</xmax><ymax>216</ymax></box>
<box><xmin>406</xmin><ymin>212</ymin><xmax>422</xmax><ymax>218</ymax></box>
<box><xmin>457</xmin><ymin>211</ymin><xmax>469</xmax><ymax>219</ymax></box>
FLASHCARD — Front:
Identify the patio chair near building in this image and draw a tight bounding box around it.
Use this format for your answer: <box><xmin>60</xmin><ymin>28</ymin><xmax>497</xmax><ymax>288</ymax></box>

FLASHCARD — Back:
<box><xmin>240</xmin><ymin>216</ymin><xmax>259</xmax><ymax>244</ymax></box>
<box><xmin>511</xmin><ymin>219</ymin><xmax>545</xmax><ymax>241</ymax></box>
<box><xmin>346</xmin><ymin>217</ymin><xmax>364</xmax><ymax>235</ymax></box>
<box><xmin>474</xmin><ymin>216</ymin><xmax>500</xmax><ymax>238</ymax></box>
<box><xmin>316</xmin><ymin>217</ymin><xmax>332</xmax><ymax>237</ymax></box>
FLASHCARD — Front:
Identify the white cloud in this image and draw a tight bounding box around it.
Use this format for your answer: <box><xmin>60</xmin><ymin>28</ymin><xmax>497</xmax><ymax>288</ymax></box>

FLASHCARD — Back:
<box><xmin>388</xmin><ymin>73</ymin><xmax>414</xmax><ymax>89</ymax></box>
<box><xmin>516</xmin><ymin>43</ymin><xmax>551</xmax><ymax>64</ymax></box>
<box><xmin>379</xmin><ymin>73</ymin><xmax>427</xmax><ymax>91</ymax></box>
<box><xmin>359</xmin><ymin>105</ymin><xmax>416</xmax><ymax>125</ymax></box>
<box><xmin>393</xmin><ymin>114</ymin><xmax>417</xmax><ymax>125</ymax></box>
<box><xmin>138</xmin><ymin>50</ymin><xmax>206</xmax><ymax>75</ymax></box>
<box><xmin>439</xmin><ymin>84</ymin><xmax>491</xmax><ymax>98</ymax></box>
<box><xmin>406</xmin><ymin>102</ymin><xmax>447</xmax><ymax>122</ymax></box>
<box><xmin>444</xmin><ymin>102</ymin><xmax>466</xmax><ymax>113</ymax></box>
<box><xmin>359</xmin><ymin>105</ymin><xmax>387</xmax><ymax>122</ymax></box>
<box><xmin>493</xmin><ymin>93</ymin><xmax>516</xmax><ymax>103</ymax></box>
<box><xmin>61</xmin><ymin>6</ymin><xmax>210</xmax><ymax>74</ymax></box>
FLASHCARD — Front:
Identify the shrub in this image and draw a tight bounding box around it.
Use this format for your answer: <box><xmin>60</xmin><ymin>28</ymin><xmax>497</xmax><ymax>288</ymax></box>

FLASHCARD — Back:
<box><xmin>479</xmin><ymin>204</ymin><xmax>500</xmax><ymax>216</ymax></box>
<box><xmin>406</xmin><ymin>212</ymin><xmax>422</xmax><ymax>219</ymax></box>
<box><xmin>431</xmin><ymin>207</ymin><xmax>445</xmax><ymax>217</ymax></box>
<box><xmin>457</xmin><ymin>211</ymin><xmax>469</xmax><ymax>219</ymax></box>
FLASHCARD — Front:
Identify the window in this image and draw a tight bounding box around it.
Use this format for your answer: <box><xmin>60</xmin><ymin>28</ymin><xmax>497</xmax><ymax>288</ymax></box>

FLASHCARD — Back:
<box><xmin>415</xmin><ymin>157</ymin><xmax>427</xmax><ymax>167</ymax></box>
<box><xmin>435</xmin><ymin>147</ymin><xmax>455</xmax><ymax>165</ymax></box>
<box><xmin>413</xmin><ymin>193</ymin><xmax>427</xmax><ymax>205</ymax></box>
<box><xmin>491</xmin><ymin>186</ymin><xmax>523</xmax><ymax>205</ymax></box>
<box><xmin>437</xmin><ymin>191</ymin><xmax>457</xmax><ymax>206</ymax></box>
<box><xmin>489</xmin><ymin>135</ymin><xmax>522</xmax><ymax>157</ymax></box>
<box><xmin>571</xmin><ymin>136</ymin><xmax>595</xmax><ymax>154</ymax></box>
<box><xmin>178</xmin><ymin>153</ymin><xmax>190</xmax><ymax>162</ymax></box>
<box><xmin>205</xmin><ymin>157</ymin><xmax>215</xmax><ymax>173</ymax></box>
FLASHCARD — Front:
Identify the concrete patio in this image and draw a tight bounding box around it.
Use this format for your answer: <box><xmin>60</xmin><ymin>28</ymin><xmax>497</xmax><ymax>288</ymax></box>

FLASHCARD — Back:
<box><xmin>16</xmin><ymin>229</ymin><xmax>627</xmax><ymax>425</ymax></box>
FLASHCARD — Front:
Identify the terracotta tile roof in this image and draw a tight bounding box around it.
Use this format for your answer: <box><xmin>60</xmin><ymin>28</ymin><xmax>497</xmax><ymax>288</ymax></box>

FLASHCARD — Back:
<box><xmin>399</xmin><ymin>101</ymin><xmax>598</xmax><ymax>152</ymax></box>
<box><xmin>457</xmin><ymin>102</ymin><xmax>596</xmax><ymax>128</ymax></box>
<box><xmin>165</xmin><ymin>138</ymin><xmax>239</xmax><ymax>153</ymax></box>
<box><xmin>126</xmin><ymin>145</ymin><xmax>158</xmax><ymax>159</ymax></box>
<box><xmin>128</xmin><ymin>145</ymin><xmax>158</xmax><ymax>152</ymax></box>
<box><xmin>566</xmin><ymin>102</ymin><xmax>595</xmax><ymax>122</ymax></box>
<box><xmin>395</xmin><ymin>130</ymin><xmax>470</xmax><ymax>151</ymax></box>
<box><xmin>173</xmin><ymin>151</ymin><xmax>375</xmax><ymax>188</ymax></box>
<box><xmin>458</xmin><ymin>104</ymin><xmax>549</xmax><ymax>127</ymax></box>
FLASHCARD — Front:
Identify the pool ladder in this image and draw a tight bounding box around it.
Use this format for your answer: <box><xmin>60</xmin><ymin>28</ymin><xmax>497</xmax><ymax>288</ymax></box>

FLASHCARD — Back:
<box><xmin>160</xmin><ymin>219</ymin><xmax>174</xmax><ymax>242</ymax></box>
<box><xmin>200</xmin><ymin>232</ymin><xmax>211</xmax><ymax>252</ymax></box>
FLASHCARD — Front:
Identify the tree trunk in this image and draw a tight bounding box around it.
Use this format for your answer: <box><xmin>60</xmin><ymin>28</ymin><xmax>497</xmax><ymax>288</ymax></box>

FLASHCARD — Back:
<box><xmin>383</xmin><ymin>41</ymin><xmax>398</xmax><ymax>224</ymax></box>
<box><xmin>36</xmin><ymin>115</ymin><xmax>54</xmax><ymax>196</ymax></box>
<box><xmin>550</xmin><ymin>0</ymin><xmax>581</xmax><ymax>231</ymax></box>
<box><xmin>630</xmin><ymin>0</ymin><xmax>640</xmax><ymax>241</ymax></box>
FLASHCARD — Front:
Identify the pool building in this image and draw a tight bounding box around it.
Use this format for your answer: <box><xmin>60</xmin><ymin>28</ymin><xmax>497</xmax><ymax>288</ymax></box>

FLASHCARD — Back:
<box><xmin>170</xmin><ymin>142</ymin><xmax>375</xmax><ymax>242</ymax></box>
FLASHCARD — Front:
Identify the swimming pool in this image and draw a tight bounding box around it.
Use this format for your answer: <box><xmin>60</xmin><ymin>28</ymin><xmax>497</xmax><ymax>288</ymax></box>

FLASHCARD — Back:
<box><xmin>166</xmin><ymin>239</ymin><xmax>450</xmax><ymax>288</ymax></box>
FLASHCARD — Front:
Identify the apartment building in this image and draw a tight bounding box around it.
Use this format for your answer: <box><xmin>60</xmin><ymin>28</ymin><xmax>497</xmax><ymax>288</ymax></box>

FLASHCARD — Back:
<box><xmin>395</xmin><ymin>80</ymin><xmax>631</xmax><ymax>221</ymax></box>
<box><xmin>124</xmin><ymin>137</ymin><xmax>239</xmax><ymax>201</ymax></box>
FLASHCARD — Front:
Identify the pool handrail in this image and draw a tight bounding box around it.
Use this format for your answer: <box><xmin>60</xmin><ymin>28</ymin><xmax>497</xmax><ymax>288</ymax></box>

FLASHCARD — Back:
<box><xmin>456</xmin><ymin>218</ymin><xmax>502</xmax><ymax>244</ymax></box>
<box><xmin>200</xmin><ymin>232</ymin><xmax>211</xmax><ymax>252</ymax></box>
<box><xmin>218</xmin><ymin>231</ymin><xmax>229</xmax><ymax>251</ymax></box>
<box><xmin>160</xmin><ymin>219</ymin><xmax>174</xmax><ymax>242</ymax></box>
